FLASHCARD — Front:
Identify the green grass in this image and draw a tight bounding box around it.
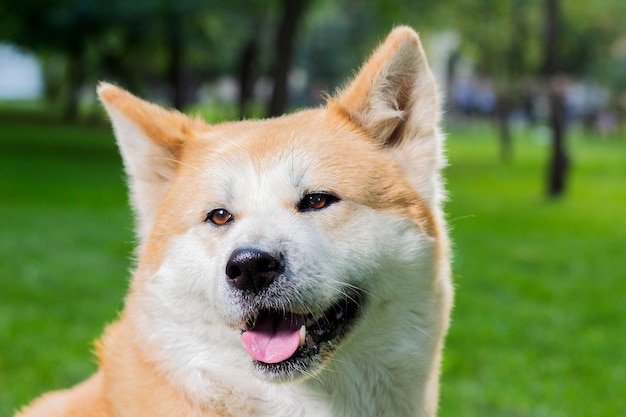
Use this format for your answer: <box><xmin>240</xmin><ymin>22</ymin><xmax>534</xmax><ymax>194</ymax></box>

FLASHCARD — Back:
<box><xmin>0</xmin><ymin>116</ymin><xmax>624</xmax><ymax>416</ymax></box>
<box><xmin>440</xmin><ymin>125</ymin><xmax>626</xmax><ymax>417</ymax></box>
<box><xmin>0</xmin><ymin>119</ymin><xmax>132</xmax><ymax>415</ymax></box>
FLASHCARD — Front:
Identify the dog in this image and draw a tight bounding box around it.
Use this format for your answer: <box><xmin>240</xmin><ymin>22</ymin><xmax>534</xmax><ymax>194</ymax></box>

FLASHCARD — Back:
<box><xmin>17</xmin><ymin>26</ymin><xmax>452</xmax><ymax>417</ymax></box>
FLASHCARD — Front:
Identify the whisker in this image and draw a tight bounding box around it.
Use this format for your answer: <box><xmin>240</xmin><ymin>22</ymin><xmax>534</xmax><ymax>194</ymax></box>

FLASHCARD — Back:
<box><xmin>403</xmin><ymin>319</ymin><xmax>435</xmax><ymax>341</ymax></box>
<box><xmin>156</xmin><ymin>157</ymin><xmax>202</xmax><ymax>173</ymax></box>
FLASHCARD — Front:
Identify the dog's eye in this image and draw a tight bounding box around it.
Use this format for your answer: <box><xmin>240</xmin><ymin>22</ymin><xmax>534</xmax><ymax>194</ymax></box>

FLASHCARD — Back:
<box><xmin>206</xmin><ymin>209</ymin><xmax>233</xmax><ymax>226</ymax></box>
<box><xmin>297</xmin><ymin>192</ymin><xmax>340</xmax><ymax>212</ymax></box>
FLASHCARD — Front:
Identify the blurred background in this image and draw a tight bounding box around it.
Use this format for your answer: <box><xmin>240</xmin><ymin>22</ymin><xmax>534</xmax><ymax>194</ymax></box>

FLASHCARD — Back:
<box><xmin>0</xmin><ymin>0</ymin><xmax>624</xmax><ymax>416</ymax></box>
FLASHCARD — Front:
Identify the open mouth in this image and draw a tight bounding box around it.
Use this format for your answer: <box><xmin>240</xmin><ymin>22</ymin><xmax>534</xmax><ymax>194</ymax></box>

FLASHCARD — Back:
<box><xmin>240</xmin><ymin>292</ymin><xmax>362</xmax><ymax>379</ymax></box>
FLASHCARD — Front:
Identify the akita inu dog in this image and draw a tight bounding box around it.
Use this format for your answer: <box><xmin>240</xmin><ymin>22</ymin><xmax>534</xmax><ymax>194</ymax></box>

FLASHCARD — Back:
<box><xmin>17</xmin><ymin>26</ymin><xmax>452</xmax><ymax>417</ymax></box>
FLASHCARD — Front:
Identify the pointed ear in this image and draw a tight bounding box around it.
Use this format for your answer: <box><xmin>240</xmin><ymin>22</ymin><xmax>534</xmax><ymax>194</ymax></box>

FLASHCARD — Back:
<box><xmin>97</xmin><ymin>83</ymin><xmax>208</xmax><ymax>242</ymax></box>
<box><xmin>330</xmin><ymin>26</ymin><xmax>440</xmax><ymax>144</ymax></box>
<box><xmin>330</xmin><ymin>26</ymin><xmax>445</xmax><ymax>203</ymax></box>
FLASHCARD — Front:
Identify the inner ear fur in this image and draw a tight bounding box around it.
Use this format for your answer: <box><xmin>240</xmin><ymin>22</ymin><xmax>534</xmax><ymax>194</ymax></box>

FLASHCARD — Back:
<box><xmin>98</xmin><ymin>83</ymin><xmax>209</xmax><ymax>242</ymax></box>
<box><xmin>329</xmin><ymin>26</ymin><xmax>441</xmax><ymax>147</ymax></box>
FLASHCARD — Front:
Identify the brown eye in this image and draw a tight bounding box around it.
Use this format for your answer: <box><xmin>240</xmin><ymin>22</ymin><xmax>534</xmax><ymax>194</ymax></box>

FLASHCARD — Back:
<box><xmin>206</xmin><ymin>209</ymin><xmax>233</xmax><ymax>226</ymax></box>
<box><xmin>298</xmin><ymin>192</ymin><xmax>340</xmax><ymax>212</ymax></box>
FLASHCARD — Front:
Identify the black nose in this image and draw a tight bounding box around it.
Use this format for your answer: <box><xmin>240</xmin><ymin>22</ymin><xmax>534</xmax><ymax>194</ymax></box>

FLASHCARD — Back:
<box><xmin>226</xmin><ymin>248</ymin><xmax>282</xmax><ymax>293</ymax></box>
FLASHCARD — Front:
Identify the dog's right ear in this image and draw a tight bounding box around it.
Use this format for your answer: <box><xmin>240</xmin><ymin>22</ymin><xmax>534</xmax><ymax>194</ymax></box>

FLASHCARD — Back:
<box><xmin>98</xmin><ymin>83</ymin><xmax>209</xmax><ymax>242</ymax></box>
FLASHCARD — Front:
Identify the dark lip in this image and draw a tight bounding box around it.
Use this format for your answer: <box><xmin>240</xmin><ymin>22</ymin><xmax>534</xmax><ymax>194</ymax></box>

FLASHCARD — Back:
<box><xmin>242</xmin><ymin>291</ymin><xmax>363</xmax><ymax>380</ymax></box>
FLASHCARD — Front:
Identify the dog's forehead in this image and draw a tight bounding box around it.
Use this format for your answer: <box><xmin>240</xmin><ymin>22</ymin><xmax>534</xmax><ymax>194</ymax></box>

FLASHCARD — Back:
<box><xmin>208</xmin><ymin>111</ymin><xmax>348</xmax><ymax>160</ymax></box>
<box><xmin>189</xmin><ymin>110</ymin><xmax>372</xmax><ymax>191</ymax></box>
<box><xmin>175</xmin><ymin>108</ymin><xmax>420</xmax><ymax>217</ymax></box>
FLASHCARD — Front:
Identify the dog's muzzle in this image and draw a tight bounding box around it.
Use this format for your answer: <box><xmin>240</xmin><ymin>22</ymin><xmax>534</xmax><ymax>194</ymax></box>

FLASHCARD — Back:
<box><xmin>225</xmin><ymin>246</ymin><xmax>363</xmax><ymax>380</ymax></box>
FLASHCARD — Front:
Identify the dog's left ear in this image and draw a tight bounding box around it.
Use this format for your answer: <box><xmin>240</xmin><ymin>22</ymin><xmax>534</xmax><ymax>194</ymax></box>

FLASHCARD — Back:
<box><xmin>330</xmin><ymin>26</ymin><xmax>444</xmax><ymax>202</ymax></box>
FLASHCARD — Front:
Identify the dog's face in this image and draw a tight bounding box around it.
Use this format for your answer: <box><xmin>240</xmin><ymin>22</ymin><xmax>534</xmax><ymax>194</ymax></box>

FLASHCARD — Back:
<box><xmin>150</xmin><ymin>113</ymin><xmax>432</xmax><ymax>380</ymax></box>
<box><xmin>99</xmin><ymin>28</ymin><xmax>445</xmax><ymax>384</ymax></box>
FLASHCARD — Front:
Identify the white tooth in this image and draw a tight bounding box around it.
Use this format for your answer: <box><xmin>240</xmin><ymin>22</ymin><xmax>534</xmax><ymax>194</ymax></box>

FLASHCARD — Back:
<box><xmin>299</xmin><ymin>325</ymin><xmax>307</xmax><ymax>346</ymax></box>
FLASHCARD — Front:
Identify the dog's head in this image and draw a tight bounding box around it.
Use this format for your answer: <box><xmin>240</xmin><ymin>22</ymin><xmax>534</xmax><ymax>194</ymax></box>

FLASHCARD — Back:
<box><xmin>99</xmin><ymin>27</ymin><xmax>445</xmax><ymax>383</ymax></box>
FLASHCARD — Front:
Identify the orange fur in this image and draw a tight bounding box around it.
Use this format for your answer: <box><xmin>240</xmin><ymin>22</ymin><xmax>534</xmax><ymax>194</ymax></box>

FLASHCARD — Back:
<box><xmin>98</xmin><ymin>84</ymin><xmax>209</xmax><ymax>154</ymax></box>
<box><xmin>16</xmin><ymin>373</ymin><xmax>110</xmax><ymax>417</ymax></box>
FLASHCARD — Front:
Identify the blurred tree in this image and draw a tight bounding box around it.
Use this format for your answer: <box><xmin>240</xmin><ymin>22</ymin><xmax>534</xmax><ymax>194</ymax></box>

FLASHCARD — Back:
<box><xmin>542</xmin><ymin>0</ymin><xmax>568</xmax><ymax>198</ymax></box>
<box><xmin>439</xmin><ymin>0</ymin><xmax>626</xmax><ymax>196</ymax></box>
<box><xmin>0</xmin><ymin>0</ymin><xmax>228</xmax><ymax>112</ymax></box>
<box><xmin>268</xmin><ymin>0</ymin><xmax>310</xmax><ymax>117</ymax></box>
<box><xmin>228</xmin><ymin>0</ymin><xmax>273</xmax><ymax>120</ymax></box>
<box><xmin>0</xmin><ymin>0</ymin><xmax>112</xmax><ymax>120</ymax></box>
<box><xmin>297</xmin><ymin>0</ymin><xmax>446</xmax><ymax>105</ymax></box>
<box><xmin>3</xmin><ymin>0</ymin><xmax>623</xmax><ymax>133</ymax></box>
<box><xmin>107</xmin><ymin>0</ymin><xmax>218</xmax><ymax>110</ymax></box>
<box><xmin>560</xmin><ymin>1</ymin><xmax>626</xmax><ymax>133</ymax></box>
<box><xmin>535</xmin><ymin>0</ymin><xmax>625</xmax><ymax>196</ymax></box>
<box><xmin>440</xmin><ymin>0</ymin><xmax>542</xmax><ymax>162</ymax></box>
<box><xmin>238</xmin><ymin>37</ymin><xmax>260</xmax><ymax>119</ymax></box>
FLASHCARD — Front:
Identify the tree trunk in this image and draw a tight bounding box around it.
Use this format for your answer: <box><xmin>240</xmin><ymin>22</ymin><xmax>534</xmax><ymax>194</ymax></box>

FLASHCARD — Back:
<box><xmin>542</xmin><ymin>0</ymin><xmax>569</xmax><ymax>198</ymax></box>
<box><xmin>268</xmin><ymin>0</ymin><xmax>308</xmax><ymax>117</ymax></box>
<box><xmin>238</xmin><ymin>38</ymin><xmax>259</xmax><ymax>120</ymax></box>
<box><xmin>166</xmin><ymin>13</ymin><xmax>185</xmax><ymax>110</ymax></box>
<box><xmin>547</xmin><ymin>87</ymin><xmax>568</xmax><ymax>196</ymax></box>
<box><xmin>64</xmin><ymin>47</ymin><xmax>85</xmax><ymax>122</ymax></box>
<box><xmin>445</xmin><ymin>51</ymin><xmax>459</xmax><ymax>113</ymax></box>
<box><xmin>542</xmin><ymin>0</ymin><xmax>558</xmax><ymax>78</ymax></box>
<box><xmin>495</xmin><ymin>89</ymin><xmax>514</xmax><ymax>163</ymax></box>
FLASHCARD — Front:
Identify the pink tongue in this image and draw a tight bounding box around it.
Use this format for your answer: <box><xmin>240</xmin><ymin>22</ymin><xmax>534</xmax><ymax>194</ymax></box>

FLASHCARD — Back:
<box><xmin>241</xmin><ymin>313</ymin><xmax>304</xmax><ymax>364</ymax></box>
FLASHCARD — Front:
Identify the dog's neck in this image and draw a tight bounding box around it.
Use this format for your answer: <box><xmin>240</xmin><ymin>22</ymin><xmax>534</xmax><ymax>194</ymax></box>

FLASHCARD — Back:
<box><xmin>103</xmin><ymin>302</ymin><xmax>443</xmax><ymax>417</ymax></box>
<box><xmin>248</xmin><ymin>307</ymin><xmax>444</xmax><ymax>417</ymax></box>
<box><xmin>288</xmin><ymin>281</ymin><xmax>446</xmax><ymax>417</ymax></box>
<box><xmin>302</xmin><ymin>338</ymin><xmax>441</xmax><ymax>417</ymax></box>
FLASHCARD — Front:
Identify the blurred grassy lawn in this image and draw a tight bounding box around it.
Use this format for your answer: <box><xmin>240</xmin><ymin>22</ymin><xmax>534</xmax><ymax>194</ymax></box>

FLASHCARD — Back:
<box><xmin>0</xmin><ymin>114</ymin><xmax>624</xmax><ymax>416</ymax></box>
